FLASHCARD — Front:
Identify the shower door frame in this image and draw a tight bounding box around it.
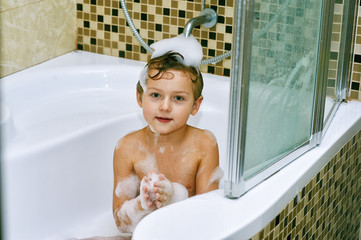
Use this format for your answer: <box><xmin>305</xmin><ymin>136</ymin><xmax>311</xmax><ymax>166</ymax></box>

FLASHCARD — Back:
<box><xmin>322</xmin><ymin>0</ymin><xmax>359</xmax><ymax>137</ymax></box>
<box><xmin>225</xmin><ymin>0</ymin><xmax>335</xmax><ymax>198</ymax></box>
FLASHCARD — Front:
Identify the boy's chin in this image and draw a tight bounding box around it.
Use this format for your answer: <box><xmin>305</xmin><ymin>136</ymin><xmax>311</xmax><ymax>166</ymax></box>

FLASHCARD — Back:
<box><xmin>147</xmin><ymin>124</ymin><xmax>185</xmax><ymax>136</ymax></box>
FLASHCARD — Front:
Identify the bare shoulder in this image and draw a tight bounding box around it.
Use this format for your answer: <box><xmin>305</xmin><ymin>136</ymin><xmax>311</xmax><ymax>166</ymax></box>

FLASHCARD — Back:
<box><xmin>115</xmin><ymin>129</ymin><xmax>145</xmax><ymax>151</ymax></box>
<box><xmin>190</xmin><ymin>127</ymin><xmax>220</xmax><ymax>194</ymax></box>
<box><xmin>113</xmin><ymin>128</ymin><xmax>147</xmax><ymax>178</ymax></box>
<box><xmin>113</xmin><ymin>128</ymin><xmax>147</xmax><ymax>163</ymax></box>
<box><xmin>187</xmin><ymin>126</ymin><xmax>218</xmax><ymax>150</ymax></box>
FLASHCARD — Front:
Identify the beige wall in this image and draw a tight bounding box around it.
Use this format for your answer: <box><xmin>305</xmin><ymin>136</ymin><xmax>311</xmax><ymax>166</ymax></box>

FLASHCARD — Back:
<box><xmin>0</xmin><ymin>0</ymin><xmax>77</xmax><ymax>77</ymax></box>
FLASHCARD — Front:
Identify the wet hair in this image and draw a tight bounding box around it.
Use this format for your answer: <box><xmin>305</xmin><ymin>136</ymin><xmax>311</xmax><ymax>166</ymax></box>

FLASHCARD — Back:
<box><xmin>137</xmin><ymin>51</ymin><xmax>203</xmax><ymax>101</ymax></box>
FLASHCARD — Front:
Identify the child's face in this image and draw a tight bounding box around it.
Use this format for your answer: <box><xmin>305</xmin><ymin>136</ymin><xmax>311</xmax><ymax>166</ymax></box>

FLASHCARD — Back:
<box><xmin>137</xmin><ymin>69</ymin><xmax>202</xmax><ymax>135</ymax></box>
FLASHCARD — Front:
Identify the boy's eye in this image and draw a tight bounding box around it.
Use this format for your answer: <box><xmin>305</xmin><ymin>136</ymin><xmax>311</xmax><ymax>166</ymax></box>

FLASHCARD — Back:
<box><xmin>174</xmin><ymin>96</ymin><xmax>184</xmax><ymax>101</ymax></box>
<box><xmin>151</xmin><ymin>93</ymin><xmax>160</xmax><ymax>98</ymax></box>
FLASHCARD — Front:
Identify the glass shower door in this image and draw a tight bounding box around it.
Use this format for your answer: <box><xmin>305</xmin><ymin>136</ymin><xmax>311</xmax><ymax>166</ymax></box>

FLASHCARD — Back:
<box><xmin>225</xmin><ymin>0</ymin><xmax>334</xmax><ymax>197</ymax></box>
<box><xmin>243</xmin><ymin>0</ymin><xmax>324</xmax><ymax>179</ymax></box>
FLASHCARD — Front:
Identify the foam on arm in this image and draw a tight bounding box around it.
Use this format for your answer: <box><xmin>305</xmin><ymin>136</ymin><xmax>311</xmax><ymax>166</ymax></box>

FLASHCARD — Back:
<box><xmin>115</xmin><ymin>195</ymin><xmax>154</xmax><ymax>233</ymax></box>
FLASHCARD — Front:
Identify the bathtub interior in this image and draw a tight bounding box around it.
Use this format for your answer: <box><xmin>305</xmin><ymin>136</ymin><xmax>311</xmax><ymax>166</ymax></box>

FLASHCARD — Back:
<box><xmin>0</xmin><ymin>51</ymin><xmax>230</xmax><ymax>240</ymax></box>
<box><xmin>2</xmin><ymin>64</ymin><xmax>141</xmax><ymax>156</ymax></box>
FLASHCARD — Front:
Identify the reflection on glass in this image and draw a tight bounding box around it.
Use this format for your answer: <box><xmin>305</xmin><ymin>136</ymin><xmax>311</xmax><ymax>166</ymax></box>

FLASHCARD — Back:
<box><xmin>243</xmin><ymin>0</ymin><xmax>324</xmax><ymax>179</ymax></box>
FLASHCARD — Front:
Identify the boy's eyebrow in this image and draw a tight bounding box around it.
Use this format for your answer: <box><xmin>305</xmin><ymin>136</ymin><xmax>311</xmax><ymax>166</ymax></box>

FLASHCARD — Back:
<box><xmin>146</xmin><ymin>87</ymin><xmax>163</xmax><ymax>92</ymax></box>
<box><xmin>147</xmin><ymin>87</ymin><xmax>191</xmax><ymax>95</ymax></box>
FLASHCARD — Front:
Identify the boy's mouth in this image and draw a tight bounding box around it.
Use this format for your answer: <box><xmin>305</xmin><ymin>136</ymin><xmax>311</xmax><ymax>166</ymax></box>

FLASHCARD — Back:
<box><xmin>156</xmin><ymin>117</ymin><xmax>172</xmax><ymax>123</ymax></box>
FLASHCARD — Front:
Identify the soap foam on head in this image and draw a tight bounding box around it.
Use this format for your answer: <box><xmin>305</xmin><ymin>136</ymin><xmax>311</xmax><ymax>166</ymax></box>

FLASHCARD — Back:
<box><xmin>150</xmin><ymin>34</ymin><xmax>203</xmax><ymax>68</ymax></box>
<box><xmin>138</xmin><ymin>34</ymin><xmax>203</xmax><ymax>93</ymax></box>
<box><xmin>139</xmin><ymin>67</ymin><xmax>148</xmax><ymax>93</ymax></box>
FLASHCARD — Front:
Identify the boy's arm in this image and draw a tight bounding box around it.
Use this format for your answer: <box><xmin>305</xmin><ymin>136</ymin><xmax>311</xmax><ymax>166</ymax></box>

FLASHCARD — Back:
<box><xmin>112</xmin><ymin>137</ymin><xmax>155</xmax><ymax>233</ymax></box>
<box><xmin>195</xmin><ymin>131</ymin><xmax>222</xmax><ymax>195</ymax></box>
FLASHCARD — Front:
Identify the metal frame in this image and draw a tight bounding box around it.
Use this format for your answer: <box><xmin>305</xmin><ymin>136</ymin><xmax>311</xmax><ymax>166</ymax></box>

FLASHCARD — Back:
<box><xmin>225</xmin><ymin>0</ymin><xmax>336</xmax><ymax>198</ymax></box>
<box><xmin>339</xmin><ymin>0</ymin><xmax>359</xmax><ymax>99</ymax></box>
<box><xmin>323</xmin><ymin>0</ymin><xmax>359</xmax><ymax>137</ymax></box>
<box><xmin>224</xmin><ymin>0</ymin><xmax>253</xmax><ymax>198</ymax></box>
<box><xmin>312</xmin><ymin>0</ymin><xmax>335</xmax><ymax>145</ymax></box>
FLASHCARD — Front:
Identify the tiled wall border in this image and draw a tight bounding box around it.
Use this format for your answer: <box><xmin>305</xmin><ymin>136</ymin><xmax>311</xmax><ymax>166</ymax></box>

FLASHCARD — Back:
<box><xmin>76</xmin><ymin>0</ymin><xmax>234</xmax><ymax>76</ymax></box>
<box><xmin>76</xmin><ymin>0</ymin><xmax>361</xmax><ymax>101</ymax></box>
<box><xmin>350</xmin><ymin>2</ymin><xmax>361</xmax><ymax>101</ymax></box>
<box><xmin>250</xmin><ymin>130</ymin><xmax>361</xmax><ymax>240</ymax></box>
<box><xmin>327</xmin><ymin>2</ymin><xmax>343</xmax><ymax>97</ymax></box>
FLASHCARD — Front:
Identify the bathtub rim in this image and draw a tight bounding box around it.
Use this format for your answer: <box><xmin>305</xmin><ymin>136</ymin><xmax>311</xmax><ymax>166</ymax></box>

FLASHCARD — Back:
<box><xmin>2</xmin><ymin>111</ymin><xmax>143</xmax><ymax>160</ymax></box>
<box><xmin>1</xmin><ymin>51</ymin><xmax>230</xmax><ymax>160</ymax></box>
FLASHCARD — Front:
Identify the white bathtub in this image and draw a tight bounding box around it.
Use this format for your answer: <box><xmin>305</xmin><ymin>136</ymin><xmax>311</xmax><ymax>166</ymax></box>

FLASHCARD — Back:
<box><xmin>2</xmin><ymin>51</ymin><xmax>361</xmax><ymax>240</ymax></box>
<box><xmin>0</xmin><ymin>51</ymin><xmax>230</xmax><ymax>240</ymax></box>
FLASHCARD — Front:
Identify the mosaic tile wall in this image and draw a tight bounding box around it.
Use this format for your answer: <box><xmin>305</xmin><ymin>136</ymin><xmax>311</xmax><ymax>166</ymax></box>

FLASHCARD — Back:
<box><xmin>329</xmin><ymin>0</ymin><xmax>361</xmax><ymax>101</ymax></box>
<box><xmin>250</xmin><ymin>129</ymin><xmax>361</xmax><ymax>240</ymax></box>
<box><xmin>250</xmin><ymin>0</ymin><xmax>322</xmax><ymax>85</ymax></box>
<box><xmin>327</xmin><ymin>1</ymin><xmax>344</xmax><ymax>97</ymax></box>
<box><xmin>75</xmin><ymin>0</ymin><xmax>234</xmax><ymax>76</ymax></box>
<box><xmin>1</xmin><ymin>0</ymin><xmax>360</xmax><ymax>99</ymax></box>
<box><xmin>75</xmin><ymin>0</ymin><xmax>360</xmax><ymax>100</ymax></box>
<box><xmin>351</xmin><ymin>2</ymin><xmax>361</xmax><ymax>100</ymax></box>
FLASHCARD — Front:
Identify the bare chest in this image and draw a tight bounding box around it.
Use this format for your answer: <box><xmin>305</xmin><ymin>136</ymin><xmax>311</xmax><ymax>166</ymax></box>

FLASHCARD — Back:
<box><xmin>133</xmin><ymin>146</ymin><xmax>203</xmax><ymax>196</ymax></box>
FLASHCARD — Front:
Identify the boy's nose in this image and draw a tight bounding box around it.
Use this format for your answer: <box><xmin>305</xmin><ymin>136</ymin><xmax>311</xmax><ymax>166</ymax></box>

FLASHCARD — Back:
<box><xmin>160</xmin><ymin>98</ymin><xmax>172</xmax><ymax>112</ymax></box>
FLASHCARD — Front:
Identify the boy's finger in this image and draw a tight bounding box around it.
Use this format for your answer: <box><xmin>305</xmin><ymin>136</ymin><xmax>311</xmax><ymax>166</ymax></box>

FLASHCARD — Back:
<box><xmin>154</xmin><ymin>187</ymin><xmax>164</xmax><ymax>195</ymax></box>
<box><xmin>159</xmin><ymin>174</ymin><xmax>165</xmax><ymax>180</ymax></box>
<box><xmin>142</xmin><ymin>185</ymin><xmax>148</xmax><ymax>192</ymax></box>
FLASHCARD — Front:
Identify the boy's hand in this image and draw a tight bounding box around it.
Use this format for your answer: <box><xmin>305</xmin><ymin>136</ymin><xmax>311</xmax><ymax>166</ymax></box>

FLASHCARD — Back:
<box><xmin>140</xmin><ymin>175</ymin><xmax>156</xmax><ymax>210</ymax></box>
<box><xmin>153</xmin><ymin>173</ymin><xmax>174</xmax><ymax>208</ymax></box>
<box><xmin>140</xmin><ymin>170</ymin><xmax>174</xmax><ymax>209</ymax></box>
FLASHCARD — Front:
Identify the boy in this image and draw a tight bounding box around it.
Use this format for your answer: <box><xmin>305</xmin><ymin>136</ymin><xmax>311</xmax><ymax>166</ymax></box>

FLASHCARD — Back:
<box><xmin>112</xmin><ymin>51</ymin><xmax>220</xmax><ymax>234</ymax></box>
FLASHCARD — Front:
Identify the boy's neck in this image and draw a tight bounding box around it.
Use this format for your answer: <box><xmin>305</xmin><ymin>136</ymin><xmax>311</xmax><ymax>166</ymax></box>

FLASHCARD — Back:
<box><xmin>145</xmin><ymin>125</ymin><xmax>189</xmax><ymax>147</ymax></box>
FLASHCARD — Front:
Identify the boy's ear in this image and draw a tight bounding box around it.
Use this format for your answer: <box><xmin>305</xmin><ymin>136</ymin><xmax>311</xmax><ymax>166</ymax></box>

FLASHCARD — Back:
<box><xmin>136</xmin><ymin>90</ymin><xmax>143</xmax><ymax>108</ymax></box>
<box><xmin>191</xmin><ymin>96</ymin><xmax>203</xmax><ymax>115</ymax></box>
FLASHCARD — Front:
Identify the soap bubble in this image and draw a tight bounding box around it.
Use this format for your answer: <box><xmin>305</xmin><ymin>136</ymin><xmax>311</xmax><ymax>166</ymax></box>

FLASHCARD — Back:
<box><xmin>138</xmin><ymin>34</ymin><xmax>203</xmax><ymax>97</ymax></box>
<box><xmin>135</xmin><ymin>144</ymin><xmax>158</xmax><ymax>175</ymax></box>
<box><xmin>138</xmin><ymin>67</ymin><xmax>148</xmax><ymax>92</ymax></box>
<box><xmin>115</xmin><ymin>173</ymin><xmax>140</xmax><ymax>199</ymax></box>
<box><xmin>150</xmin><ymin>34</ymin><xmax>203</xmax><ymax>68</ymax></box>
<box><xmin>208</xmin><ymin>167</ymin><xmax>224</xmax><ymax>187</ymax></box>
